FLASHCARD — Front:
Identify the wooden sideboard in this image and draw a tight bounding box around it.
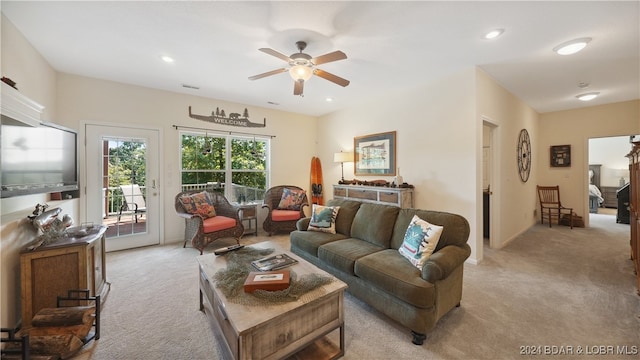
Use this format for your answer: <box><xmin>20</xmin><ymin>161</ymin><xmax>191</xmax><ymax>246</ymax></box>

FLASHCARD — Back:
<box><xmin>20</xmin><ymin>225</ymin><xmax>110</xmax><ymax>327</ymax></box>
<box><xmin>601</xmin><ymin>186</ymin><xmax>619</xmax><ymax>208</ymax></box>
<box><xmin>333</xmin><ymin>184</ymin><xmax>414</xmax><ymax>208</ymax></box>
<box><xmin>626</xmin><ymin>144</ymin><xmax>640</xmax><ymax>296</ymax></box>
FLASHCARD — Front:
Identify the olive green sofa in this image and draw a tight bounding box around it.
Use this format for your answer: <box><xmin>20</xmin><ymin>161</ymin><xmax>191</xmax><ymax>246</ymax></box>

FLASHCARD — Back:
<box><xmin>290</xmin><ymin>198</ymin><xmax>471</xmax><ymax>345</ymax></box>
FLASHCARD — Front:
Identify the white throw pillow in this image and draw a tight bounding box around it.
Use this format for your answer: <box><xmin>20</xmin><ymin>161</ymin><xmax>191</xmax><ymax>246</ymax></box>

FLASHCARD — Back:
<box><xmin>398</xmin><ymin>215</ymin><xmax>444</xmax><ymax>269</ymax></box>
<box><xmin>307</xmin><ymin>204</ymin><xmax>340</xmax><ymax>234</ymax></box>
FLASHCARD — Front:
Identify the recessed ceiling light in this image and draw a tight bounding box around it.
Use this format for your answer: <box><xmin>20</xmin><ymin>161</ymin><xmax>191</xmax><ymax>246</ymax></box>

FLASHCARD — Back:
<box><xmin>553</xmin><ymin>37</ymin><xmax>591</xmax><ymax>55</ymax></box>
<box><xmin>576</xmin><ymin>92</ymin><xmax>600</xmax><ymax>101</ymax></box>
<box><xmin>161</xmin><ymin>55</ymin><xmax>175</xmax><ymax>63</ymax></box>
<box><xmin>484</xmin><ymin>29</ymin><xmax>504</xmax><ymax>40</ymax></box>
<box><xmin>326</xmin><ymin>97</ymin><xmax>333</xmax><ymax>102</ymax></box>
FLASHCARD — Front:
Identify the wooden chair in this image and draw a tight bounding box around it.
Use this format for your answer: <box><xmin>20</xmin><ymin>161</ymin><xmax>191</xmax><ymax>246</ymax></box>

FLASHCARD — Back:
<box><xmin>175</xmin><ymin>190</ymin><xmax>243</xmax><ymax>254</ymax></box>
<box><xmin>118</xmin><ymin>184</ymin><xmax>147</xmax><ymax>223</ymax></box>
<box><xmin>262</xmin><ymin>185</ymin><xmax>309</xmax><ymax>236</ymax></box>
<box><xmin>537</xmin><ymin>185</ymin><xmax>574</xmax><ymax>229</ymax></box>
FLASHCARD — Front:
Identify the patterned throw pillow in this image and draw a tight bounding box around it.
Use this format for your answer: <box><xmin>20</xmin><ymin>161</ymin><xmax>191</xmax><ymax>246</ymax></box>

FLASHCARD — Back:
<box><xmin>277</xmin><ymin>188</ymin><xmax>306</xmax><ymax>210</ymax></box>
<box><xmin>398</xmin><ymin>215</ymin><xmax>444</xmax><ymax>270</ymax></box>
<box><xmin>179</xmin><ymin>191</ymin><xmax>216</xmax><ymax>218</ymax></box>
<box><xmin>307</xmin><ymin>204</ymin><xmax>340</xmax><ymax>234</ymax></box>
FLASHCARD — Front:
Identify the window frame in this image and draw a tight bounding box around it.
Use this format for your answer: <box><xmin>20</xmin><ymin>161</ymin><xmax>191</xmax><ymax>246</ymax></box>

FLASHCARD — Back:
<box><xmin>179</xmin><ymin>130</ymin><xmax>270</xmax><ymax>202</ymax></box>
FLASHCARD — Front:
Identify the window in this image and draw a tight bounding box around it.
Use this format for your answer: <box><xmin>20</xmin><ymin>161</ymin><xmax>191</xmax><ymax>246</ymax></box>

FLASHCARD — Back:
<box><xmin>180</xmin><ymin>132</ymin><xmax>269</xmax><ymax>203</ymax></box>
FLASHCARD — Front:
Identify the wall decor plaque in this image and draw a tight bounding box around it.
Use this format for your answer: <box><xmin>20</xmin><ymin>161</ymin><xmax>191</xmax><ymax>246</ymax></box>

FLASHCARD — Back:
<box><xmin>550</xmin><ymin>144</ymin><xmax>571</xmax><ymax>167</ymax></box>
<box><xmin>188</xmin><ymin>106</ymin><xmax>266</xmax><ymax>128</ymax></box>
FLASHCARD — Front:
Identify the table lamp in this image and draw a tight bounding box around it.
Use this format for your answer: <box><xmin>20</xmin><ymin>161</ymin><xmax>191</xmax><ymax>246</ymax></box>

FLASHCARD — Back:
<box><xmin>334</xmin><ymin>151</ymin><xmax>353</xmax><ymax>182</ymax></box>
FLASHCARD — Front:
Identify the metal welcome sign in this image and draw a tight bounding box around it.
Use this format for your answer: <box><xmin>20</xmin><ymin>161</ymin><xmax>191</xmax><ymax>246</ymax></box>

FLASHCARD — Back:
<box><xmin>188</xmin><ymin>106</ymin><xmax>266</xmax><ymax>128</ymax></box>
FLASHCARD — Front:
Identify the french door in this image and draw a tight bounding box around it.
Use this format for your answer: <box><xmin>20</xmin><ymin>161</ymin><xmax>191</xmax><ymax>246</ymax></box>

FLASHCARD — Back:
<box><xmin>85</xmin><ymin>124</ymin><xmax>161</xmax><ymax>252</ymax></box>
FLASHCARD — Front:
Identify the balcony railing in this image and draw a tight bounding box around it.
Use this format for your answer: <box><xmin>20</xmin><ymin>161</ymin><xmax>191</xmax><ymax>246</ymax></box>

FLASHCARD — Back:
<box><xmin>102</xmin><ymin>182</ymin><xmax>265</xmax><ymax>216</ymax></box>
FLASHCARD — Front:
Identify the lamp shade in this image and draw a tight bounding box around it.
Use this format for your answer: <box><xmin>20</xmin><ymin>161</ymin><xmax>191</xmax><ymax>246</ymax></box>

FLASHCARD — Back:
<box><xmin>334</xmin><ymin>152</ymin><xmax>353</xmax><ymax>163</ymax></box>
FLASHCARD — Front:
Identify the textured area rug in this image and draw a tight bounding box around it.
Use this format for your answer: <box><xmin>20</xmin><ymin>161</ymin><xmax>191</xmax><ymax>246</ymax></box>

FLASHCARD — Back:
<box><xmin>213</xmin><ymin>246</ymin><xmax>333</xmax><ymax>305</ymax></box>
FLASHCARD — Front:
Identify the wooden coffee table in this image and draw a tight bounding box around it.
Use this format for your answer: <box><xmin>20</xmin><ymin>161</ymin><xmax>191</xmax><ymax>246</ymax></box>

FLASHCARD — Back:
<box><xmin>197</xmin><ymin>241</ymin><xmax>347</xmax><ymax>360</ymax></box>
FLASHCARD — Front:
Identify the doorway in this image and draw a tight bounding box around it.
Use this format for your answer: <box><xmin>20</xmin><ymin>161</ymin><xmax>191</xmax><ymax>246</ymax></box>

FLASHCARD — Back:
<box><xmin>85</xmin><ymin>124</ymin><xmax>161</xmax><ymax>252</ymax></box>
<box><xmin>588</xmin><ymin>135</ymin><xmax>631</xmax><ymax>225</ymax></box>
<box><xmin>482</xmin><ymin>118</ymin><xmax>501</xmax><ymax>252</ymax></box>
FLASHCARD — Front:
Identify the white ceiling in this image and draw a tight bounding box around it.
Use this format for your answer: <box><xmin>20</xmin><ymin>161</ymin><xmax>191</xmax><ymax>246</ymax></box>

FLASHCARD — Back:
<box><xmin>2</xmin><ymin>1</ymin><xmax>638</xmax><ymax>117</ymax></box>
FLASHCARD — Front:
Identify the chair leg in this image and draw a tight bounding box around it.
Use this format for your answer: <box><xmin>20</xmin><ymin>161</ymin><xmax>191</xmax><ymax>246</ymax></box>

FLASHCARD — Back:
<box><xmin>570</xmin><ymin>213</ymin><xmax>574</xmax><ymax>229</ymax></box>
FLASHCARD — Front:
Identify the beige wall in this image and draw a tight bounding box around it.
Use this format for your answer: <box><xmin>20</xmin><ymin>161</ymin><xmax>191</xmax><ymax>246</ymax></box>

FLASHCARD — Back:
<box><xmin>538</xmin><ymin>100</ymin><xmax>640</xmax><ymax>225</ymax></box>
<box><xmin>319</xmin><ymin>69</ymin><xmax>480</xmax><ymax>261</ymax></box>
<box><xmin>55</xmin><ymin>73</ymin><xmax>318</xmax><ymax>243</ymax></box>
<box><xmin>0</xmin><ymin>15</ymin><xmax>57</xmax><ymax>121</ymax></box>
<box><xmin>476</xmin><ymin>69</ymin><xmax>540</xmax><ymax>253</ymax></box>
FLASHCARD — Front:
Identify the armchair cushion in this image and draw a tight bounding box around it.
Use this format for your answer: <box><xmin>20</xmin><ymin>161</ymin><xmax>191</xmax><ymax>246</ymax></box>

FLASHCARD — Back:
<box><xmin>203</xmin><ymin>216</ymin><xmax>236</xmax><ymax>233</ymax></box>
<box><xmin>272</xmin><ymin>209</ymin><xmax>301</xmax><ymax>222</ymax></box>
<box><xmin>277</xmin><ymin>187</ymin><xmax>307</xmax><ymax>210</ymax></box>
<box><xmin>307</xmin><ymin>204</ymin><xmax>340</xmax><ymax>234</ymax></box>
<box><xmin>179</xmin><ymin>191</ymin><xmax>216</xmax><ymax>218</ymax></box>
<box><xmin>398</xmin><ymin>215</ymin><xmax>444</xmax><ymax>270</ymax></box>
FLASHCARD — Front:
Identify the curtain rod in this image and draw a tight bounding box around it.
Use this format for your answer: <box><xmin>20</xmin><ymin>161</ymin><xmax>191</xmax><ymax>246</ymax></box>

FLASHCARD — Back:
<box><xmin>172</xmin><ymin>124</ymin><xmax>276</xmax><ymax>138</ymax></box>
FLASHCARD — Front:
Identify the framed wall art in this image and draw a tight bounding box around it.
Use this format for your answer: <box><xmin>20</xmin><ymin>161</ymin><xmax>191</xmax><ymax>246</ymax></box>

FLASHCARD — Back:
<box><xmin>550</xmin><ymin>144</ymin><xmax>571</xmax><ymax>167</ymax></box>
<box><xmin>354</xmin><ymin>131</ymin><xmax>396</xmax><ymax>176</ymax></box>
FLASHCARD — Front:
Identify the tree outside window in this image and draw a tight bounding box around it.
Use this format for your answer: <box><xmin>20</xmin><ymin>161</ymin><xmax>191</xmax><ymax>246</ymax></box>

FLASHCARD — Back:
<box><xmin>180</xmin><ymin>132</ymin><xmax>268</xmax><ymax>203</ymax></box>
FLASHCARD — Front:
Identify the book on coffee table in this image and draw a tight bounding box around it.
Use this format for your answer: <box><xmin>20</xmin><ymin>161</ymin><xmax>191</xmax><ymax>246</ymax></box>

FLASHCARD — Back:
<box><xmin>243</xmin><ymin>270</ymin><xmax>291</xmax><ymax>293</ymax></box>
<box><xmin>251</xmin><ymin>253</ymin><xmax>298</xmax><ymax>271</ymax></box>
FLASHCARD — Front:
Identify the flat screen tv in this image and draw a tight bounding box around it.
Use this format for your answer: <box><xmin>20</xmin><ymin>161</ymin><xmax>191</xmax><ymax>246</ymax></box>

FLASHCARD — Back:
<box><xmin>1</xmin><ymin>115</ymin><xmax>79</xmax><ymax>198</ymax></box>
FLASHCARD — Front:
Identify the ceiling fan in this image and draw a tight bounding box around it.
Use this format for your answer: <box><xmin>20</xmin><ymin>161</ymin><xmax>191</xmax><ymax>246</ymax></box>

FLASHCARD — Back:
<box><xmin>248</xmin><ymin>41</ymin><xmax>350</xmax><ymax>96</ymax></box>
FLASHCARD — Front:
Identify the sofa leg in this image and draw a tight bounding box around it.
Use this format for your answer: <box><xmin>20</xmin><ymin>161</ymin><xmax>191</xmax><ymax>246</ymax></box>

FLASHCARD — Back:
<box><xmin>411</xmin><ymin>331</ymin><xmax>426</xmax><ymax>345</ymax></box>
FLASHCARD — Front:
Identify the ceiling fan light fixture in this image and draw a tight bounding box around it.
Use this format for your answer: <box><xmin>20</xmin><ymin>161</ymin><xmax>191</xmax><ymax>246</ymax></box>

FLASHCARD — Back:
<box><xmin>576</xmin><ymin>92</ymin><xmax>600</xmax><ymax>101</ymax></box>
<box><xmin>289</xmin><ymin>65</ymin><xmax>313</xmax><ymax>82</ymax></box>
<box><xmin>553</xmin><ymin>37</ymin><xmax>591</xmax><ymax>55</ymax></box>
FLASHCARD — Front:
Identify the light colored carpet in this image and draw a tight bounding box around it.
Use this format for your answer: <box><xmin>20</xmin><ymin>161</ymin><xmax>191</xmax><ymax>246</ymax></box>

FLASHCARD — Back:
<box><xmin>73</xmin><ymin>213</ymin><xmax>639</xmax><ymax>359</ymax></box>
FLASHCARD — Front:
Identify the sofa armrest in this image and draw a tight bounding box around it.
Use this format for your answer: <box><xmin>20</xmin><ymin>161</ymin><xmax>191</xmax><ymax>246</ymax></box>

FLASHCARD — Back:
<box><xmin>296</xmin><ymin>217</ymin><xmax>311</xmax><ymax>230</ymax></box>
<box><xmin>421</xmin><ymin>244</ymin><xmax>471</xmax><ymax>283</ymax></box>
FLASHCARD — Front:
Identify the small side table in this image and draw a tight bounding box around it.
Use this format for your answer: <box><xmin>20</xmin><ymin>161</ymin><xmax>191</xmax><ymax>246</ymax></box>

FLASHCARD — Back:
<box><xmin>236</xmin><ymin>203</ymin><xmax>258</xmax><ymax>236</ymax></box>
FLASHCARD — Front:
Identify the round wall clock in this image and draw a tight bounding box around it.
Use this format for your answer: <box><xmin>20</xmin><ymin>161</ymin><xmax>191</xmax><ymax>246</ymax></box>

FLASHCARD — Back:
<box><xmin>517</xmin><ymin>129</ymin><xmax>531</xmax><ymax>182</ymax></box>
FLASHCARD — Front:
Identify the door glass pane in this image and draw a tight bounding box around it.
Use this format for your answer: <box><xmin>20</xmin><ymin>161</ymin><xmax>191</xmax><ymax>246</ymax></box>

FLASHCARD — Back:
<box><xmin>102</xmin><ymin>137</ymin><xmax>147</xmax><ymax>238</ymax></box>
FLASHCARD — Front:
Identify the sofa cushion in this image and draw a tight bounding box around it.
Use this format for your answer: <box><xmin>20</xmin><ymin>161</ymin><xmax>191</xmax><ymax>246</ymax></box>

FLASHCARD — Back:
<box><xmin>391</xmin><ymin>209</ymin><xmax>470</xmax><ymax>252</ymax></box>
<box><xmin>308</xmin><ymin>204</ymin><xmax>340</xmax><ymax>233</ymax></box>
<box><xmin>398</xmin><ymin>215</ymin><xmax>444</xmax><ymax>269</ymax></box>
<box><xmin>355</xmin><ymin>249</ymin><xmax>436</xmax><ymax>308</ymax></box>
<box><xmin>179</xmin><ymin>191</ymin><xmax>216</xmax><ymax>218</ymax></box>
<box><xmin>272</xmin><ymin>209</ymin><xmax>301</xmax><ymax>222</ymax></box>
<box><xmin>326</xmin><ymin>199</ymin><xmax>362</xmax><ymax>236</ymax></box>
<box><xmin>318</xmin><ymin>238</ymin><xmax>385</xmax><ymax>275</ymax></box>
<box><xmin>202</xmin><ymin>216</ymin><xmax>236</xmax><ymax>233</ymax></box>
<box><xmin>350</xmin><ymin>203</ymin><xmax>400</xmax><ymax>248</ymax></box>
<box><xmin>277</xmin><ymin>187</ymin><xmax>306</xmax><ymax>210</ymax></box>
<box><xmin>290</xmin><ymin>230</ymin><xmax>348</xmax><ymax>258</ymax></box>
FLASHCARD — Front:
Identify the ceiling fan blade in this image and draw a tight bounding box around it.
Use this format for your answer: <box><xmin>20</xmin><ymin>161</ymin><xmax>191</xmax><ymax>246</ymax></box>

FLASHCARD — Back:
<box><xmin>258</xmin><ymin>48</ymin><xmax>292</xmax><ymax>62</ymax></box>
<box><xmin>313</xmin><ymin>69</ymin><xmax>350</xmax><ymax>87</ymax></box>
<box><xmin>293</xmin><ymin>80</ymin><xmax>304</xmax><ymax>96</ymax></box>
<box><xmin>311</xmin><ymin>50</ymin><xmax>347</xmax><ymax>65</ymax></box>
<box><xmin>248</xmin><ymin>68</ymin><xmax>288</xmax><ymax>81</ymax></box>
